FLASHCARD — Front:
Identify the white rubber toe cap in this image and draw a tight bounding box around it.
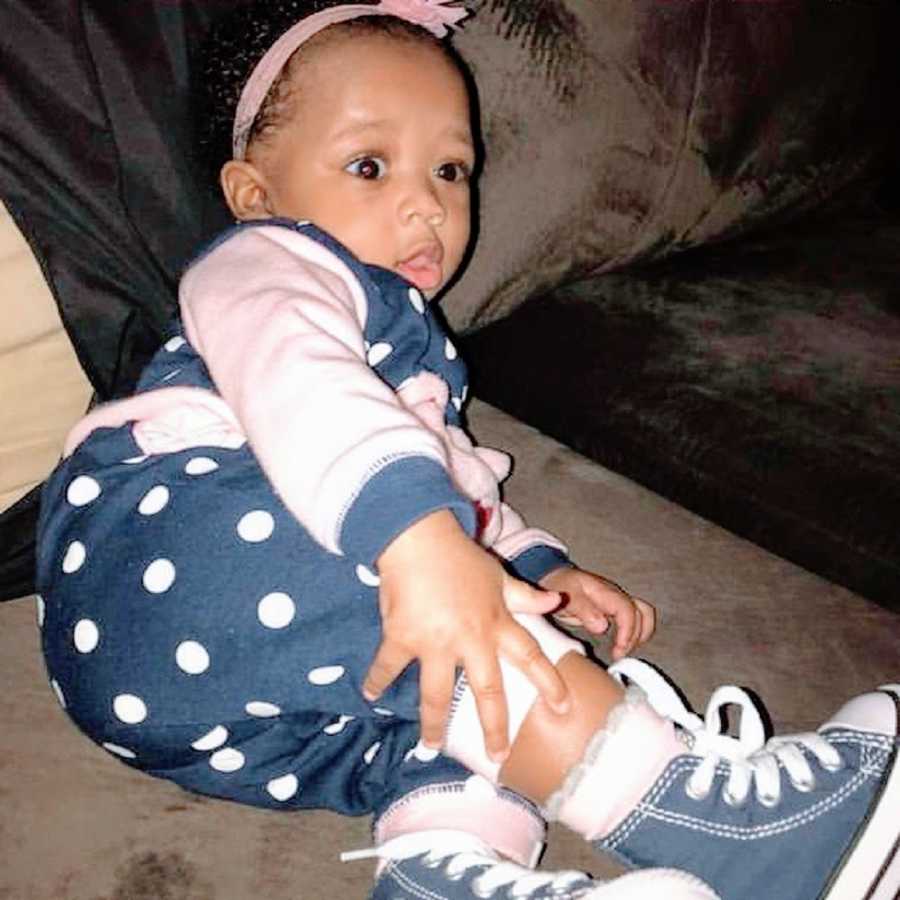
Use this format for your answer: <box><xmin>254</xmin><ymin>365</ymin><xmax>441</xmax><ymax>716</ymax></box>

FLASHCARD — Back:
<box><xmin>821</xmin><ymin>685</ymin><xmax>900</xmax><ymax>736</ymax></box>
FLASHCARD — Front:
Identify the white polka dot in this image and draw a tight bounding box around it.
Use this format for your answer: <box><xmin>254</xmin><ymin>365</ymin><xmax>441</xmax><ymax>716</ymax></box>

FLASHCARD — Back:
<box><xmin>123</xmin><ymin>455</ymin><xmax>148</xmax><ymax>465</ymax></box>
<box><xmin>185</xmin><ymin>457</ymin><xmax>219</xmax><ymax>476</ymax></box>
<box><xmin>35</xmin><ymin>595</ymin><xmax>45</xmax><ymax>627</ymax></box>
<box><xmin>113</xmin><ymin>694</ymin><xmax>147</xmax><ymax>724</ymax></box>
<box><xmin>245</xmin><ymin>701</ymin><xmax>281</xmax><ymax>718</ymax></box>
<box><xmin>138</xmin><ymin>485</ymin><xmax>170</xmax><ymax>516</ymax></box>
<box><xmin>367</xmin><ymin>342</ymin><xmax>393</xmax><ymax>366</ymax></box>
<box><xmin>191</xmin><ymin>725</ymin><xmax>228</xmax><ymax>751</ymax></box>
<box><xmin>355</xmin><ymin>564</ymin><xmax>380</xmax><ymax>587</ymax></box>
<box><xmin>67</xmin><ymin>475</ymin><xmax>101</xmax><ymax>507</ymax></box>
<box><xmin>103</xmin><ymin>742</ymin><xmax>137</xmax><ymax>760</ymax></box>
<box><xmin>444</xmin><ymin>338</ymin><xmax>458</xmax><ymax>361</ymax></box>
<box><xmin>452</xmin><ymin>396</ymin><xmax>463</xmax><ymax>412</ymax></box>
<box><xmin>175</xmin><ymin>640</ymin><xmax>210</xmax><ymax>675</ymax></box>
<box><xmin>143</xmin><ymin>558</ymin><xmax>176</xmax><ymax>594</ymax></box>
<box><xmin>373</xmin><ymin>707</ymin><xmax>394</xmax><ymax>717</ymax></box>
<box><xmin>308</xmin><ymin>665</ymin><xmax>345</xmax><ymax>686</ymax></box>
<box><xmin>257</xmin><ymin>592</ymin><xmax>295</xmax><ymax>629</ymax></box>
<box><xmin>51</xmin><ymin>678</ymin><xmax>66</xmax><ymax>709</ymax></box>
<box><xmin>210</xmin><ymin>747</ymin><xmax>245</xmax><ymax>773</ymax></box>
<box><xmin>408</xmin><ymin>288</ymin><xmax>425</xmax><ymax>313</ymax></box>
<box><xmin>62</xmin><ymin>541</ymin><xmax>86</xmax><ymax>574</ymax></box>
<box><xmin>73</xmin><ymin>619</ymin><xmax>100</xmax><ymax>654</ymax></box>
<box><xmin>237</xmin><ymin>510</ymin><xmax>275</xmax><ymax>543</ymax></box>
<box><xmin>306</xmin><ymin>666</ymin><xmax>344</xmax><ymax>687</ymax></box>
<box><xmin>363</xmin><ymin>741</ymin><xmax>382</xmax><ymax>764</ymax></box>
<box><xmin>405</xmin><ymin>740</ymin><xmax>439</xmax><ymax>763</ymax></box>
<box><xmin>164</xmin><ymin>336</ymin><xmax>186</xmax><ymax>352</ymax></box>
<box><xmin>267</xmin><ymin>773</ymin><xmax>299</xmax><ymax>801</ymax></box>
<box><xmin>323</xmin><ymin>714</ymin><xmax>355</xmax><ymax>735</ymax></box>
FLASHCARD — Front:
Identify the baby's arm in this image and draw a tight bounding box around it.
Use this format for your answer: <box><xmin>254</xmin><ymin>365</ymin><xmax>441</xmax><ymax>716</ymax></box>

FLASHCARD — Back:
<box><xmin>180</xmin><ymin>225</ymin><xmax>465</xmax><ymax>558</ymax></box>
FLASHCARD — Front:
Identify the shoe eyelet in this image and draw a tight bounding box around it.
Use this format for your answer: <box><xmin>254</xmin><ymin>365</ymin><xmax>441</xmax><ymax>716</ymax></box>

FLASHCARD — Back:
<box><xmin>723</xmin><ymin>788</ymin><xmax>747</xmax><ymax>808</ymax></box>
<box><xmin>822</xmin><ymin>754</ymin><xmax>844</xmax><ymax>774</ymax></box>
<box><xmin>471</xmin><ymin>877</ymin><xmax>494</xmax><ymax>899</ymax></box>
<box><xmin>445</xmin><ymin>867</ymin><xmax>466</xmax><ymax>883</ymax></box>
<box><xmin>421</xmin><ymin>853</ymin><xmax>443</xmax><ymax>869</ymax></box>
<box><xmin>756</xmin><ymin>791</ymin><xmax>780</xmax><ymax>808</ymax></box>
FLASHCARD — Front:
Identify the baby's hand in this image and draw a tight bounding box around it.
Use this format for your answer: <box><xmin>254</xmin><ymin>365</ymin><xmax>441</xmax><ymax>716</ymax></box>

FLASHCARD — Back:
<box><xmin>540</xmin><ymin>566</ymin><xmax>656</xmax><ymax>660</ymax></box>
<box><xmin>364</xmin><ymin>510</ymin><xmax>570</xmax><ymax>763</ymax></box>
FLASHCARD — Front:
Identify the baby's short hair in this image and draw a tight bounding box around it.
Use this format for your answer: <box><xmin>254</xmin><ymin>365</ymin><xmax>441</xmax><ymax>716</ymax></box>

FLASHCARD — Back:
<box><xmin>197</xmin><ymin>0</ymin><xmax>452</xmax><ymax>177</ymax></box>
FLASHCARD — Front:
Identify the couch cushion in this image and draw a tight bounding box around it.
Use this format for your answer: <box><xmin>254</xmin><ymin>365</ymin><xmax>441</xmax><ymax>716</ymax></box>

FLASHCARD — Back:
<box><xmin>462</xmin><ymin>214</ymin><xmax>900</xmax><ymax>611</ymax></box>
<box><xmin>0</xmin><ymin>202</ymin><xmax>91</xmax><ymax>512</ymax></box>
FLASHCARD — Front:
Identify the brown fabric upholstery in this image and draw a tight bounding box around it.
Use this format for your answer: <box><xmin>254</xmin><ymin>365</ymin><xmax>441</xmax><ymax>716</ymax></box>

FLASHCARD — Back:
<box><xmin>442</xmin><ymin>0</ymin><xmax>899</xmax><ymax>329</ymax></box>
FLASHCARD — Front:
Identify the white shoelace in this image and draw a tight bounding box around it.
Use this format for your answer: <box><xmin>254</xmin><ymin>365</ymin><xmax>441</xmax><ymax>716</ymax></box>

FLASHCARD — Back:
<box><xmin>608</xmin><ymin>659</ymin><xmax>844</xmax><ymax>807</ymax></box>
<box><xmin>342</xmin><ymin>829</ymin><xmax>588</xmax><ymax>897</ymax></box>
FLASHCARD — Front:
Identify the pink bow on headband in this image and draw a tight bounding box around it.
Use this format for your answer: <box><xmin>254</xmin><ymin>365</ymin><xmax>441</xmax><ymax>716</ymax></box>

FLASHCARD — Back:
<box><xmin>376</xmin><ymin>0</ymin><xmax>469</xmax><ymax>37</ymax></box>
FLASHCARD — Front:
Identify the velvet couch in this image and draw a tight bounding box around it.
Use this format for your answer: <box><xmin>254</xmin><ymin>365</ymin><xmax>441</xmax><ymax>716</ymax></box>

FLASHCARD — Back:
<box><xmin>1</xmin><ymin>2</ymin><xmax>898</xmax><ymax>897</ymax></box>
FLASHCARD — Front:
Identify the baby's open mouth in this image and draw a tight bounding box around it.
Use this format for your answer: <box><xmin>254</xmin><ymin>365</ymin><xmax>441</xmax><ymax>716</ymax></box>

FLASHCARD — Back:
<box><xmin>397</xmin><ymin>243</ymin><xmax>443</xmax><ymax>292</ymax></box>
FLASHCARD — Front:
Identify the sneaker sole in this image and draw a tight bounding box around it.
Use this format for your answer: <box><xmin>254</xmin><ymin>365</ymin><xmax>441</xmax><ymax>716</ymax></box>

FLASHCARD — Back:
<box><xmin>588</xmin><ymin>868</ymin><xmax>720</xmax><ymax>900</ymax></box>
<box><xmin>823</xmin><ymin>684</ymin><xmax>900</xmax><ymax>900</ymax></box>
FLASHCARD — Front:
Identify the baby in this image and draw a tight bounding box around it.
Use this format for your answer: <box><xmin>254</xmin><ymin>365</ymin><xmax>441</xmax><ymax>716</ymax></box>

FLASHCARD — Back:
<box><xmin>36</xmin><ymin>2</ymin><xmax>900</xmax><ymax>899</ymax></box>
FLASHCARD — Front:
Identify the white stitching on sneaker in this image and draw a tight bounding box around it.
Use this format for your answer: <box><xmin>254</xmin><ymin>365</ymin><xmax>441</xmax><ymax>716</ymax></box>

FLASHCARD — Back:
<box><xmin>604</xmin><ymin>661</ymin><xmax>892</xmax><ymax>850</ymax></box>
<box><xmin>604</xmin><ymin>742</ymin><xmax>890</xmax><ymax>850</ymax></box>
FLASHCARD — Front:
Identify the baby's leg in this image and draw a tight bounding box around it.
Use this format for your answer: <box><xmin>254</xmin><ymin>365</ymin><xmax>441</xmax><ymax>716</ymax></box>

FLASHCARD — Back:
<box><xmin>441</xmin><ymin>615</ymin><xmax>900</xmax><ymax>900</ymax></box>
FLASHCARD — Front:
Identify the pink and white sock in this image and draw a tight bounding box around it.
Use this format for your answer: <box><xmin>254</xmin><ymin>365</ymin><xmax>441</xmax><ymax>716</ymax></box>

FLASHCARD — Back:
<box><xmin>545</xmin><ymin>686</ymin><xmax>686</xmax><ymax>840</ymax></box>
<box><xmin>374</xmin><ymin>775</ymin><xmax>546</xmax><ymax>867</ymax></box>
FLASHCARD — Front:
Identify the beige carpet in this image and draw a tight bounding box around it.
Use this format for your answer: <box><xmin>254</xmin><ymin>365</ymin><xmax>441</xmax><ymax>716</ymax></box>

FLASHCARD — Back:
<box><xmin>1</xmin><ymin>400</ymin><xmax>896</xmax><ymax>899</ymax></box>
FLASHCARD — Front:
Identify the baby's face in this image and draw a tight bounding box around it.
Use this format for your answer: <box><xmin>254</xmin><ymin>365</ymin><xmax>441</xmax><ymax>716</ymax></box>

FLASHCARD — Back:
<box><xmin>247</xmin><ymin>32</ymin><xmax>475</xmax><ymax>296</ymax></box>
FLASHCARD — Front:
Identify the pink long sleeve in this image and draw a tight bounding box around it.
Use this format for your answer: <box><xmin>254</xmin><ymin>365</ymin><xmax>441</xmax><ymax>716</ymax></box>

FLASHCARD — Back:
<box><xmin>179</xmin><ymin>225</ymin><xmax>451</xmax><ymax>555</ymax></box>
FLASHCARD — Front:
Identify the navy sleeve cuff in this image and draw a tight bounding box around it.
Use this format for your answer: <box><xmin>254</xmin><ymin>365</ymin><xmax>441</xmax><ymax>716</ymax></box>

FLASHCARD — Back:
<box><xmin>506</xmin><ymin>545</ymin><xmax>572</xmax><ymax>585</ymax></box>
<box><xmin>339</xmin><ymin>456</ymin><xmax>477</xmax><ymax>568</ymax></box>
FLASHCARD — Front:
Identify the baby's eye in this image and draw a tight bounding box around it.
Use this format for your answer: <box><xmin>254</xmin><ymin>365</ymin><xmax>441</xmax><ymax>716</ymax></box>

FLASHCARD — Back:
<box><xmin>435</xmin><ymin>161</ymin><xmax>470</xmax><ymax>183</ymax></box>
<box><xmin>345</xmin><ymin>156</ymin><xmax>386</xmax><ymax>180</ymax></box>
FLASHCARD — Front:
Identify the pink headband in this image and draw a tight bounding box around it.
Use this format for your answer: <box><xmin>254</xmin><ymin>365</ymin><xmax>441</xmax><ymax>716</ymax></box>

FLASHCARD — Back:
<box><xmin>232</xmin><ymin>0</ymin><xmax>469</xmax><ymax>160</ymax></box>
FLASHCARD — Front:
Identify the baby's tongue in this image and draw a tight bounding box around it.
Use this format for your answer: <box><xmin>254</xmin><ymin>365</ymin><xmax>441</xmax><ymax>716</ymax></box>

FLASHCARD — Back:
<box><xmin>398</xmin><ymin>253</ymin><xmax>441</xmax><ymax>291</ymax></box>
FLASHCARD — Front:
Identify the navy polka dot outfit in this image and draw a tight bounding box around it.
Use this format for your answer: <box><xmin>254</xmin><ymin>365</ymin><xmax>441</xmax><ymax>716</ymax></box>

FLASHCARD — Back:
<box><xmin>35</xmin><ymin>221</ymin><xmax>496</xmax><ymax>818</ymax></box>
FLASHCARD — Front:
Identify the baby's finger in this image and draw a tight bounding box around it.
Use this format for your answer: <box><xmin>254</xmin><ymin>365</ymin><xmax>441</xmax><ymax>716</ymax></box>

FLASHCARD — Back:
<box><xmin>611</xmin><ymin>603</ymin><xmax>640</xmax><ymax>659</ymax></box>
<box><xmin>499</xmin><ymin>623</ymin><xmax>570</xmax><ymax>717</ymax></box>
<box><xmin>362</xmin><ymin>641</ymin><xmax>412</xmax><ymax>702</ymax></box>
<box><xmin>417</xmin><ymin>659</ymin><xmax>457</xmax><ymax>750</ymax></box>
<box><xmin>464</xmin><ymin>652</ymin><xmax>511</xmax><ymax>764</ymax></box>
<box><xmin>634</xmin><ymin>597</ymin><xmax>657</xmax><ymax>643</ymax></box>
<box><xmin>504</xmin><ymin>579</ymin><xmax>562</xmax><ymax>617</ymax></box>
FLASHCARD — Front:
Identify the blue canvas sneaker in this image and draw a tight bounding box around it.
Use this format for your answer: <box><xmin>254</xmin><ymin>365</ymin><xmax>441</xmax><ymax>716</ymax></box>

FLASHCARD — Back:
<box><xmin>353</xmin><ymin>829</ymin><xmax>719</xmax><ymax>899</ymax></box>
<box><xmin>582</xmin><ymin>659</ymin><xmax>900</xmax><ymax>900</ymax></box>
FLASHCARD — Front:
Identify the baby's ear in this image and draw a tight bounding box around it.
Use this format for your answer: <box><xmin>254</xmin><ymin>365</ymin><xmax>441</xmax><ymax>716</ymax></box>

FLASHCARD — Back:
<box><xmin>220</xmin><ymin>159</ymin><xmax>273</xmax><ymax>220</ymax></box>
